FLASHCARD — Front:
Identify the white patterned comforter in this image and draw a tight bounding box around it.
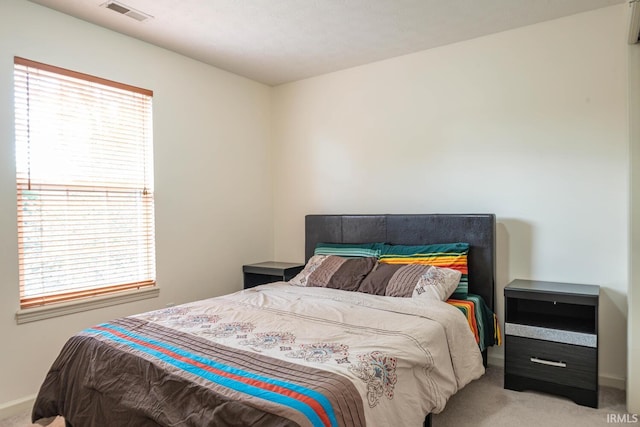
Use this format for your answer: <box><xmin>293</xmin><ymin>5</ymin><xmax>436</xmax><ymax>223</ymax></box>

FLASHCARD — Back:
<box><xmin>135</xmin><ymin>282</ymin><xmax>484</xmax><ymax>426</ymax></box>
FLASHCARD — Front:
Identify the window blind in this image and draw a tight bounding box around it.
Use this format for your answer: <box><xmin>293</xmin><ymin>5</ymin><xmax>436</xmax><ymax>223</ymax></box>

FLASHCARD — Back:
<box><xmin>14</xmin><ymin>57</ymin><xmax>156</xmax><ymax>309</ymax></box>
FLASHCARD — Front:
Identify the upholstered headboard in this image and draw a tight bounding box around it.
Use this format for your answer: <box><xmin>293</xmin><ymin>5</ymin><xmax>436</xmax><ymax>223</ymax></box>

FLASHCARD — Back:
<box><xmin>305</xmin><ymin>214</ymin><xmax>496</xmax><ymax>310</ymax></box>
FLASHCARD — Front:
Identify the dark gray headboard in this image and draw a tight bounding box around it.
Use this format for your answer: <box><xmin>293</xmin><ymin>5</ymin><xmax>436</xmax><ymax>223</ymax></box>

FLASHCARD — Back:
<box><xmin>305</xmin><ymin>214</ymin><xmax>496</xmax><ymax>310</ymax></box>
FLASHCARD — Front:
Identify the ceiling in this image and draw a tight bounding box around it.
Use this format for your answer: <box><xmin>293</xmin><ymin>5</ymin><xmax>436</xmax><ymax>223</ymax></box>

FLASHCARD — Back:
<box><xmin>28</xmin><ymin>0</ymin><xmax>625</xmax><ymax>86</ymax></box>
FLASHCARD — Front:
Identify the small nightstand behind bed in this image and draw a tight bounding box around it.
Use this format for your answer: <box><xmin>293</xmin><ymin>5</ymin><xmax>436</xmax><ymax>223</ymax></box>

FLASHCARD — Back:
<box><xmin>504</xmin><ymin>279</ymin><xmax>599</xmax><ymax>408</ymax></box>
<box><xmin>243</xmin><ymin>261</ymin><xmax>304</xmax><ymax>289</ymax></box>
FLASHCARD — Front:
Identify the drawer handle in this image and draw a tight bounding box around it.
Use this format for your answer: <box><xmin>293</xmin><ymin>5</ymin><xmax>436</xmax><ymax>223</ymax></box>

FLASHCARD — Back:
<box><xmin>530</xmin><ymin>357</ymin><xmax>566</xmax><ymax>368</ymax></box>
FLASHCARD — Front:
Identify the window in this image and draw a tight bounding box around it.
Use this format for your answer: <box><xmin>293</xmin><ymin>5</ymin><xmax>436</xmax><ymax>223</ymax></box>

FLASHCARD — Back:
<box><xmin>14</xmin><ymin>57</ymin><xmax>156</xmax><ymax>311</ymax></box>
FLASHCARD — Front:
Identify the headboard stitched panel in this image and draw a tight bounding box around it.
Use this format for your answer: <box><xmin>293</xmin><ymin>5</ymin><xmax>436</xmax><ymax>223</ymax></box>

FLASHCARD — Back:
<box><xmin>305</xmin><ymin>214</ymin><xmax>496</xmax><ymax>310</ymax></box>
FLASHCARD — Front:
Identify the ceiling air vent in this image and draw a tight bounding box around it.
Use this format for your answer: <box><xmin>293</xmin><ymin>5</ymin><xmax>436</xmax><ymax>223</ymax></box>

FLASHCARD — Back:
<box><xmin>103</xmin><ymin>1</ymin><xmax>152</xmax><ymax>22</ymax></box>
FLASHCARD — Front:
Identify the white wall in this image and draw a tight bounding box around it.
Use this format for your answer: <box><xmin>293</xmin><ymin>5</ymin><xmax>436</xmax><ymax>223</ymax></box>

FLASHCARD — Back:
<box><xmin>628</xmin><ymin>20</ymin><xmax>640</xmax><ymax>414</ymax></box>
<box><xmin>0</xmin><ymin>0</ymin><xmax>633</xmax><ymax>415</ymax></box>
<box><xmin>0</xmin><ymin>0</ymin><xmax>273</xmax><ymax>409</ymax></box>
<box><xmin>272</xmin><ymin>5</ymin><xmax>629</xmax><ymax>386</ymax></box>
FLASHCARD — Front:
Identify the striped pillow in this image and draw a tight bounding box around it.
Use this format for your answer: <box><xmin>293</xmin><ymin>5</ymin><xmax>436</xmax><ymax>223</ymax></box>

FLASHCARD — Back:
<box><xmin>314</xmin><ymin>242</ymin><xmax>383</xmax><ymax>258</ymax></box>
<box><xmin>358</xmin><ymin>262</ymin><xmax>461</xmax><ymax>300</ymax></box>
<box><xmin>289</xmin><ymin>255</ymin><xmax>377</xmax><ymax>291</ymax></box>
<box><xmin>380</xmin><ymin>242</ymin><xmax>469</xmax><ymax>298</ymax></box>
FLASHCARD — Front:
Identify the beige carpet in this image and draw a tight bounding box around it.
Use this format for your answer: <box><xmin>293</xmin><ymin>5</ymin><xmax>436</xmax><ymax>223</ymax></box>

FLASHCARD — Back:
<box><xmin>0</xmin><ymin>367</ymin><xmax>630</xmax><ymax>426</ymax></box>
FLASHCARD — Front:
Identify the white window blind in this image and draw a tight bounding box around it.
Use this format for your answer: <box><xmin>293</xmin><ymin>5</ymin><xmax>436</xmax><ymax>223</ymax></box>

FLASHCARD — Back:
<box><xmin>14</xmin><ymin>56</ymin><xmax>156</xmax><ymax>309</ymax></box>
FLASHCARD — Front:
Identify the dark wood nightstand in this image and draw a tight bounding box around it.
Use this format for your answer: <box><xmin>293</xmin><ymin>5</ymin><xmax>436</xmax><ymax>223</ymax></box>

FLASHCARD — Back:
<box><xmin>242</xmin><ymin>261</ymin><xmax>305</xmax><ymax>289</ymax></box>
<box><xmin>504</xmin><ymin>279</ymin><xmax>599</xmax><ymax>408</ymax></box>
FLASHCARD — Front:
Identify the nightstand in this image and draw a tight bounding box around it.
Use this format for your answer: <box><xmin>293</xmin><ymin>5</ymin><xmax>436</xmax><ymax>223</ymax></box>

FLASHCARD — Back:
<box><xmin>242</xmin><ymin>261</ymin><xmax>305</xmax><ymax>289</ymax></box>
<box><xmin>504</xmin><ymin>279</ymin><xmax>599</xmax><ymax>408</ymax></box>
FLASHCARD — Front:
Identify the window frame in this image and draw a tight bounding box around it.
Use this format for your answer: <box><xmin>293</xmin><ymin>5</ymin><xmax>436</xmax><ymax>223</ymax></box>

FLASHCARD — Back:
<box><xmin>13</xmin><ymin>57</ymin><xmax>158</xmax><ymax>322</ymax></box>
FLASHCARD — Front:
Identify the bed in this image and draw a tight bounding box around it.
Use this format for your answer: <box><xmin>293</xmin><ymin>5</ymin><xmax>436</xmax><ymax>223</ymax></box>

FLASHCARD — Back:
<box><xmin>32</xmin><ymin>213</ymin><xmax>497</xmax><ymax>427</ymax></box>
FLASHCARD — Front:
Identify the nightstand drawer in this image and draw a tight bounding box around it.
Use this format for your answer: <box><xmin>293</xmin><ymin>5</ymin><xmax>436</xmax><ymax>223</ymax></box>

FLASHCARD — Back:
<box><xmin>505</xmin><ymin>336</ymin><xmax>597</xmax><ymax>390</ymax></box>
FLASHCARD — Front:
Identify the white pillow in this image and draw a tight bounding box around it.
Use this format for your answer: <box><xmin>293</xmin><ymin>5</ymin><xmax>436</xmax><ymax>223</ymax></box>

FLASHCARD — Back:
<box><xmin>412</xmin><ymin>266</ymin><xmax>462</xmax><ymax>301</ymax></box>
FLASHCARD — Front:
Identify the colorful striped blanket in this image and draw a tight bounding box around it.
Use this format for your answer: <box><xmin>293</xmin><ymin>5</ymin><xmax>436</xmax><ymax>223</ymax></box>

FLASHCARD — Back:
<box><xmin>447</xmin><ymin>293</ymin><xmax>501</xmax><ymax>351</ymax></box>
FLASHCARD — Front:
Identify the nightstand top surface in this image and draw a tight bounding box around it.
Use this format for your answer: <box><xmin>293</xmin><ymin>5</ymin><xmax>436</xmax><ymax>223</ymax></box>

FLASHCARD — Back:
<box><xmin>243</xmin><ymin>261</ymin><xmax>304</xmax><ymax>271</ymax></box>
<box><xmin>506</xmin><ymin>279</ymin><xmax>599</xmax><ymax>297</ymax></box>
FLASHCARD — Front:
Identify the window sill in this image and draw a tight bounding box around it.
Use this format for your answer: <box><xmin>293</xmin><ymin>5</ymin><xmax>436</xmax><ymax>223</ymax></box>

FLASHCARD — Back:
<box><xmin>15</xmin><ymin>287</ymin><xmax>159</xmax><ymax>324</ymax></box>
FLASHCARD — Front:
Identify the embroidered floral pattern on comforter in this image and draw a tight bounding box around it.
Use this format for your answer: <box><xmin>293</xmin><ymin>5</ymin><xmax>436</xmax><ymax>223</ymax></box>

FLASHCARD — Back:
<box><xmin>349</xmin><ymin>351</ymin><xmax>398</xmax><ymax>408</ymax></box>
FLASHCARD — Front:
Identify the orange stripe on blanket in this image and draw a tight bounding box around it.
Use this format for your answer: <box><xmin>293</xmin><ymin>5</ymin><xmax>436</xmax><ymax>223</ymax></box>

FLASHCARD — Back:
<box><xmin>380</xmin><ymin>258</ymin><xmax>468</xmax><ymax>274</ymax></box>
<box><xmin>447</xmin><ymin>299</ymin><xmax>479</xmax><ymax>344</ymax></box>
<box><xmin>494</xmin><ymin>315</ymin><xmax>502</xmax><ymax>346</ymax></box>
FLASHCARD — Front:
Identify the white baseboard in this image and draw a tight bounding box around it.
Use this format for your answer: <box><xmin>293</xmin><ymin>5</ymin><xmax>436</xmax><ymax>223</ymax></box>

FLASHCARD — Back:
<box><xmin>0</xmin><ymin>394</ymin><xmax>36</xmax><ymax>420</ymax></box>
<box><xmin>487</xmin><ymin>352</ymin><xmax>505</xmax><ymax>368</ymax></box>
<box><xmin>486</xmin><ymin>353</ymin><xmax>626</xmax><ymax>390</ymax></box>
<box><xmin>600</xmin><ymin>374</ymin><xmax>627</xmax><ymax>390</ymax></box>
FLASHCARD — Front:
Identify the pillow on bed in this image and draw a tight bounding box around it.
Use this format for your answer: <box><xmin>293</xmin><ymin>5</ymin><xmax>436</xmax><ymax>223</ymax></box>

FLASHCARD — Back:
<box><xmin>380</xmin><ymin>242</ymin><xmax>469</xmax><ymax>298</ymax></box>
<box><xmin>358</xmin><ymin>263</ymin><xmax>459</xmax><ymax>298</ymax></box>
<box><xmin>379</xmin><ymin>264</ymin><xmax>433</xmax><ymax>297</ymax></box>
<box><xmin>412</xmin><ymin>266</ymin><xmax>462</xmax><ymax>301</ymax></box>
<box><xmin>357</xmin><ymin>263</ymin><xmax>402</xmax><ymax>295</ymax></box>
<box><xmin>289</xmin><ymin>255</ymin><xmax>377</xmax><ymax>291</ymax></box>
<box><xmin>314</xmin><ymin>242</ymin><xmax>383</xmax><ymax>258</ymax></box>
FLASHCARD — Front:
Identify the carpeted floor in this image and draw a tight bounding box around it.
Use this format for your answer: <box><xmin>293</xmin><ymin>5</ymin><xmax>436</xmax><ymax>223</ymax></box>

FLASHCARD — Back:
<box><xmin>0</xmin><ymin>414</ymin><xmax>64</xmax><ymax>427</ymax></box>
<box><xmin>0</xmin><ymin>367</ymin><xmax>631</xmax><ymax>426</ymax></box>
<box><xmin>433</xmin><ymin>366</ymin><xmax>629</xmax><ymax>427</ymax></box>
